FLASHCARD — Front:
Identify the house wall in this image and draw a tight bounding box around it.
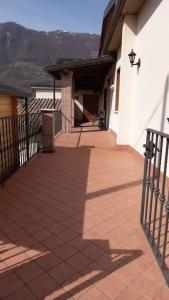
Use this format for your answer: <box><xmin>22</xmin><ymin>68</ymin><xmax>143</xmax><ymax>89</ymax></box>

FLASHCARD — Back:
<box><xmin>130</xmin><ymin>0</ymin><xmax>168</xmax><ymax>154</ymax></box>
<box><xmin>0</xmin><ymin>95</ymin><xmax>18</xmax><ymax>181</ymax></box>
<box><xmin>108</xmin><ymin>0</ymin><xmax>169</xmax><ymax>155</ymax></box>
<box><xmin>35</xmin><ymin>89</ymin><xmax>61</xmax><ymax>99</ymax></box>
<box><xmin>117</xmin><ymin>15</ymin><xmax>137</xmax><ymax>145</ymax></box>
<box><xmin>61</xmin><ymin>72</ymin><xmax>73</xmax><ymax>133</ymax></box>
<box><xmin>0</xmin><ymin>95</ymin><xmax>17</xmax><ymax>117</ymax></box>
<box><xmin>108</xmin><ymin>15</ymin><xmax>138</xmax><ymax>144</ymax></box>
<box><xmin>74</xmin><ymin>95</ymin><xmax>83</xmax><ymax>121</ymax></box>
<box><xmin>108</xmin><ymin>48</ymin><xmax>121</xmax><ymax>134</ymax></box>
<box><xmin>74</xmin><ymin>90</ymin><xmax>102</xmax><ymax>124</ymax></box>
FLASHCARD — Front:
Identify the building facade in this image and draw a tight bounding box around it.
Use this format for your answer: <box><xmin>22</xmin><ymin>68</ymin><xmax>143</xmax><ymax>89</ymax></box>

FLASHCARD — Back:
<box><xmin>0</xmin><ymin>83</ymin><xmax>28</xmax><ymax>117</ymax></box>
<box><xmin>46</xmin><ymin>57</ymin><xmax>114</xmax><ymax>132</ymax></box>
<box><xmin>0</xmin><ymin>83</ymin><xmax>29</xmax><ymax>182</ymax></box>
<box><xmin>46</xmin><ymin>0</ymin><xmax>168</xmax><ymax>158</ymax></box>
<box><xmin>100</xmin><ymin>0</ymin><xmax>168</xmax><ymax>156</ymax></box>
<box><xmin>31</xmin><ymin>86</ymin><xmax>61</xmax><ymax>99</ymax></box>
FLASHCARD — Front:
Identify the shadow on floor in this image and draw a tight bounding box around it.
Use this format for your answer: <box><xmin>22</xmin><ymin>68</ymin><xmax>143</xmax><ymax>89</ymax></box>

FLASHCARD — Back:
<box><xmin>0</xmin><ymin>135</ymin><xmax>144</xmax><ymax>299</ymax></box>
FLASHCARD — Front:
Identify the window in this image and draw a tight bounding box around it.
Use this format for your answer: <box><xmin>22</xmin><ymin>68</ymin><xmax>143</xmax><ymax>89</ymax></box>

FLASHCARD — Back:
<box><xmin>115</xmin><ymin>68</ymin><xmax>120</xmax><ymax>112</ymax></box>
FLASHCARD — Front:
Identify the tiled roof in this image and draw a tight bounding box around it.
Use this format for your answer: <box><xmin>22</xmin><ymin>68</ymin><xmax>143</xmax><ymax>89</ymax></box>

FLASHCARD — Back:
<box><xmin>46</xmin><ymin>55</ymin><xmax>114</xmax><ymax>73</ymax></box>
<box><xmin>18</xmin><ymin>97</ymin><xmax>61</xmax><ymax>114</ymax></box>
<box><xmin>0</xmin><ymin>82</ymin><xmax>30</xmax><ymax>97</ymax></box>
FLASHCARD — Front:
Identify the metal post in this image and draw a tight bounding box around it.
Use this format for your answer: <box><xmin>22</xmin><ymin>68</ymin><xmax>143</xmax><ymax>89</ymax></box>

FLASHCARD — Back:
<box><xmin>53</xmin><ymin>78</ymin><xmax>56</xmax><ymax>109</ymax></box>
<box><xmin>25</xmin><ymin>97</ymin><xmax>29</xmax><ymax>161</ymax></box>
<box><xmin>0</xmin><ymin>120</ymin><xmax>4</xmax><ymax>185</ymax></box>
<box><xmin>140</xmin><ymin>130</ymin><xmax>150</xmax><ymax>224</ymax></box>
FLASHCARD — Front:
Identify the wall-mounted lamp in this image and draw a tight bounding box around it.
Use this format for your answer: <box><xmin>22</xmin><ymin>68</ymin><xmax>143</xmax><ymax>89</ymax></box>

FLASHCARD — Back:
<box><xmin>110</xmin><ymin>84</ymin><xmax>114</xmax><ymax>91</ymax></box>
<box><xmin>128</xmin><ymin>49</ymin><xmax>141</xmax><ymax>68</ymax></box>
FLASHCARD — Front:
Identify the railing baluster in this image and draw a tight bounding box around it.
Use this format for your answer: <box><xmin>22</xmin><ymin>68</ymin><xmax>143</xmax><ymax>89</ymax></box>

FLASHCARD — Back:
<box><xmin>144</xmin><ymin>132</ymin><xmax>154</xmax><ymax>229</ymax></box>
<box><xmin>152</xmin><ymin>136</ymin><xmax>163</xmax><ymax>245</ymax></box>
<box><xmin>148</xmin><ymin>133</ymin><xmax>158</xmax><ymax>236</ymax></box>
<box><xmin>14</xmin><ymin>115</ymin><xmax>19</xmax><ymax>170</ymax></box>
<box><xmin>162</xmin><ymin>196</ymin><xmax>169</xmax><ymax>268</ymax></box>
<box><xmin>141</xmin><ymin>128</ymin><xmax>169</xmax><ymax>284</ymax></box>
<box><xmin>5</xmin><ymin>118</ymin><xmax>10</xmax><ymax>177</ymax></box>
<box><xmin>19</xmin><ymin>115</ymin><xmax>23</xmax><ymax>165</ymax></box>
<box><xmin>0</xmin><ymin>120</ymin><xmax>4</xmax><ymax>183</ymax></box>
<box><xmin>9</xmin><ymin>117</ymin><xmax>14</xmax><ymax>172</ymax></box>
<box><xmin>141</xmin><ymin>130</ymin><xmax>150</xmax><ymax>224</ymax></box>
<box><xmin>2</xmin><ymin>118</ymin><xmax>7</xmax><ymax>180</ymax></box>
<box><xmin>0</xmin><ymin>112</ymin><xmax>42</xmax><ymax>185</ymax></box>
<box><xmin>157</xmin><ymin>139</ymin><xmax>169</xmax><ymax>256</ymax></box>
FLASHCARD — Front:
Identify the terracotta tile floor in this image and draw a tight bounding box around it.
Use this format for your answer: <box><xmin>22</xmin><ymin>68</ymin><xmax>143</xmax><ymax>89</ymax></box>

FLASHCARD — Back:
<box><xmin>0</xmin><ymin>131</ymin><xmax>169</xmax><ymax>299</ymax></box>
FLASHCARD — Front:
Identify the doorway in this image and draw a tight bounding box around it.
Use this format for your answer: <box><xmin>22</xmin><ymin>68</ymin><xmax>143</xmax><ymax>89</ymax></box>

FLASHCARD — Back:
<box><xmin>83</xmin><ymin>94</ymin><xmax>99</xmax><ymax>122</ymax></box>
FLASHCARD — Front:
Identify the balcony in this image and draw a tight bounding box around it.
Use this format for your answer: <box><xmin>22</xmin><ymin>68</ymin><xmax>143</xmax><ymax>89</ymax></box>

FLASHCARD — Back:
<box><xmin>0</xmin><ymin>131</ymin><xmax>168</xmax><ymax>299</ymax></box>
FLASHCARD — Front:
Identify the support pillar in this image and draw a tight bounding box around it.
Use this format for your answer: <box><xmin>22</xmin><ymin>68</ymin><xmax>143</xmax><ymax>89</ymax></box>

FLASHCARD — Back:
<box><xmin>61</xmin><ymin>71</ymin><xmax>73</xmax><ymax>133</ymax></box>
<box><xmin>41</xmin><ymin>109</ymin><xmax>56</xmax><ymax>153</ymax></box>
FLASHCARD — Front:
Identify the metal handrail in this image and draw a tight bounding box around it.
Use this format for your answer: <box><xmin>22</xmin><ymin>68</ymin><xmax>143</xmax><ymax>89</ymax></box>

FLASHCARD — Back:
<box><xmin>146</xmin><ymin>128</ymin><xmax>169</xmax><ymax>139</ymax></box>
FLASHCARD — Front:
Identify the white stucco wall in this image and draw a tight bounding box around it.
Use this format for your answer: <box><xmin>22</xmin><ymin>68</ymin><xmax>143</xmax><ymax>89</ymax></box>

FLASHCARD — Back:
<box><xmin>117</xmin><ymin>15</ymin><xmax>137</xmax><ymax>145</ymax></box>
<box><xmin>109</xmin><ymin>0</ymin><xmax>169</xmax><ymax>160</ymax></box>
<box><xmin>108</xmin><ymin>48</ymin><xmax>121</xmax><ymax>134</ymax></box>
<box><xmin>74</xmin><ymin>90</ymin><xmax>102</xmax><ymax>122</ymax></box>
<box><xmin>35</xmin><ymin>89</ymin><xmax>61</xmax><ymax>99</ymax></box>
<box><xmin>74</xmin><ymin>95</ymin><xmax>83</xmax><ymax>121</ymax></box>
<box><xmin>130</xmin><ymin>0</ymin><xmax>169</xmax><ymax>155</ymax></box>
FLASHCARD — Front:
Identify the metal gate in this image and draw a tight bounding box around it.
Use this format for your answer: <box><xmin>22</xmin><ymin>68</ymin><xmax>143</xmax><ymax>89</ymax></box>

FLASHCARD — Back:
<box><xmin>0</xmin><ymin>113</ymin><xmax>42</xmax><ymax>184</ymax></box>
<box><xmin>141</xmin><ymin>128</ymin><xmax>169</xmax><ymax>283</ymax></box>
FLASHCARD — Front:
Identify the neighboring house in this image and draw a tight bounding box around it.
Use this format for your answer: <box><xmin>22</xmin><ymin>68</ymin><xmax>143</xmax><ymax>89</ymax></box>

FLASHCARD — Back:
<box><xmin>18</xmin><ymin>97</ymin><xmax>61</xmax><ymax>114</ymax></box>
<box><xmin>0</xmin><ymin>82</ymin><xmax>29</xmax><ymax>182</ymax></box>
<box><xmin>0</xmin><ymin>82</ymin><xmax>29</xmax><ymax>117</ymax></box>
<box><xmin>46</xmin><ymin>56</ymin><xmax>114</xmax><ymax>132</ymax></box>
<box><xmin>17</xmin><ymin>83</ymin><xmax>62</xmax><ymax>114</ymax></box>
<box><xmin>31</xmin><ymin>84</ymin><xmax>61</xmax><ymax>99</ymax></box>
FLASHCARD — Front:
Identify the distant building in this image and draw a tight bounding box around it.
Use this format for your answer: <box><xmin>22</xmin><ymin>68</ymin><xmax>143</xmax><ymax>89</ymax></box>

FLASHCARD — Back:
<box><xmin>0</xmin><ymin>82</ymin><xmax>28</xmax><ymax>117</ymax></box>
<box><xmin>0</xmin><ymin>82</ymin><xmax>29</xmax><ymax>179</ymax></box>
<box><xmin>31</xmin><ymin>84</ymin><xmax>61</xmax><ymax>99</ymax></box>
<box><xmin>46</xmin><ymin>56</ymin><xmax>114</xmax><ymax>132</ymax></box>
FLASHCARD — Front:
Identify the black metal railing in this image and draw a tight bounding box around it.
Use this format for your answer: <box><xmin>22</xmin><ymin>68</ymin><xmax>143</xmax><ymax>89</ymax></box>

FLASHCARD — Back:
<box><xmin>0</xmin><ymin>113</ymin><xmax>42</xmax><ymax>184</ymax></box>
<box><xmin>141</xmin><ymin>128</ymin><xmax>169</xmax><ymax>283</ymax></box>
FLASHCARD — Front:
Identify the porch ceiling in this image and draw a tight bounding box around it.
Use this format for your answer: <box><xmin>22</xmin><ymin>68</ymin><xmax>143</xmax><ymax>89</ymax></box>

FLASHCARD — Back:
<box><xmin>46</xmin><ymin>56</ymin><xmax>114</xmax><ymax>93</ymax></box>
<box><xmin>73</xmin><ymin>63</ymin><xmax>114</xmax><ymax>92</ymax></box>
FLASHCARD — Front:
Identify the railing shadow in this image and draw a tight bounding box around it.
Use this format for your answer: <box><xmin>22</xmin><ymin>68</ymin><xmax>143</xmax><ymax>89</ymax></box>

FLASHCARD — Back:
<box><xmin>0</xmin><ymin>139</ymin><xmax>144</xmax><ymax>299</ymax></box>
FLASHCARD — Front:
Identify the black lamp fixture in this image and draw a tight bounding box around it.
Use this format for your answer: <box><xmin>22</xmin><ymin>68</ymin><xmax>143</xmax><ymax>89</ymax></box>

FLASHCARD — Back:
<box><xmin>128</xmin><ymin>49</ymin><xmax>141</xmax><ymax>68</ymax></box>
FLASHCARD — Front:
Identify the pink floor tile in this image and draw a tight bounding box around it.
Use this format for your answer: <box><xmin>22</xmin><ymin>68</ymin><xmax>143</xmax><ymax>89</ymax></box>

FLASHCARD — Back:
<box><xmin>0</xmin><ymin>131</ymin><xmax>168</xmax><ymax>299</ymax></box>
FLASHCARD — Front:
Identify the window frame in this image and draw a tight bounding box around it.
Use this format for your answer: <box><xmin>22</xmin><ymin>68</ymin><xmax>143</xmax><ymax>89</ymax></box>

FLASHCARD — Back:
<box><xmin>115</xmin><ymin>68</ymin><xmax>120</xmax><ymax>113</ymax></box>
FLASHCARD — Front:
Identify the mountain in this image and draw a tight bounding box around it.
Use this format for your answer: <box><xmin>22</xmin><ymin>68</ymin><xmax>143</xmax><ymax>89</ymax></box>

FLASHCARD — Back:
<box><xmin>0</xmin><ymin>22</ymin><xmax>100</xmax><ymax>92</ymax></box>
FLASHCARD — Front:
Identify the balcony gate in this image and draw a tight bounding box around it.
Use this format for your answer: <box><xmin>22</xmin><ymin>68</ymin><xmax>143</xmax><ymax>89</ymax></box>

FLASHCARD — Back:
<box><xmin>141</xmin><ymin>128</ymin><xmax>169</xmax><ymax>283</ymax></box>
<box><xmin>0</xmin><ymin>113</ymin><xmax>42</xmax><ymax>184</ymax></box>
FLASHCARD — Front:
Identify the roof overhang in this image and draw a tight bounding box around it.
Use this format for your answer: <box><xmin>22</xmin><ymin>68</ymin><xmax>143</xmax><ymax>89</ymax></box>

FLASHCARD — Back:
<box><xmin>0</xmin><ymin>83</ymin><xmax>30</xmax><ymax>98</ymax></box>
<box><xmin>45</xmin><ymin>56</ymin><xmax>115</xmax><ymax>93</ymax></box>
<box><xmin>31</xmin><ymin>86</ymin><xmax>61</xmax><ymax>91</ymax></box>
<box><xmin>45</xmin><ymin>56</ymin><xmax>115</xmax><ymax>80</ymax></box>
<box><xmin>100</xmin><ymin>0</ymin><xmax>145</xmax><ymax>55</ymax></box>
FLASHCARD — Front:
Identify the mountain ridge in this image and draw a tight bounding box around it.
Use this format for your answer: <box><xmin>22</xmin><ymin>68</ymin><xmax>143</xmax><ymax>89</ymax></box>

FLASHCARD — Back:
<box><xmin>0</xmin><ymin>22</ymin><xmax>100</xmax><ymax>92</ymax></box>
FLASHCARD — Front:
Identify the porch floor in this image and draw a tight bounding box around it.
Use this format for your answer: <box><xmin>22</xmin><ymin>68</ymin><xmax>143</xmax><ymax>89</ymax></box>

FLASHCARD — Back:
<box><xmin>72</xmin><ymin>121</ymin><xmax>104</xmax><ymax>133</ymax></box>
<box><xmin>0</xmin><ymin>131</ymin><xmax>168</xmax><ymax>299</ymax></box>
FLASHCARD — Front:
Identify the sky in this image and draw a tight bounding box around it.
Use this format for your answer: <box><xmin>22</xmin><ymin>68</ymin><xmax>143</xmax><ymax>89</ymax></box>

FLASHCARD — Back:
<box><xmin>0</xmin><ymin>0</ymin><xmax>109</xmax><ymax>34</ymax></box>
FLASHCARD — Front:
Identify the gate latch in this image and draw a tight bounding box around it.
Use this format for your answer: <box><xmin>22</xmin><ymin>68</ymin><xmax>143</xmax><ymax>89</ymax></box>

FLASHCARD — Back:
<box><xmin>143</xmin><ymin>140</ymin><xmax>155</xmax><ymax>159</ymax></box>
